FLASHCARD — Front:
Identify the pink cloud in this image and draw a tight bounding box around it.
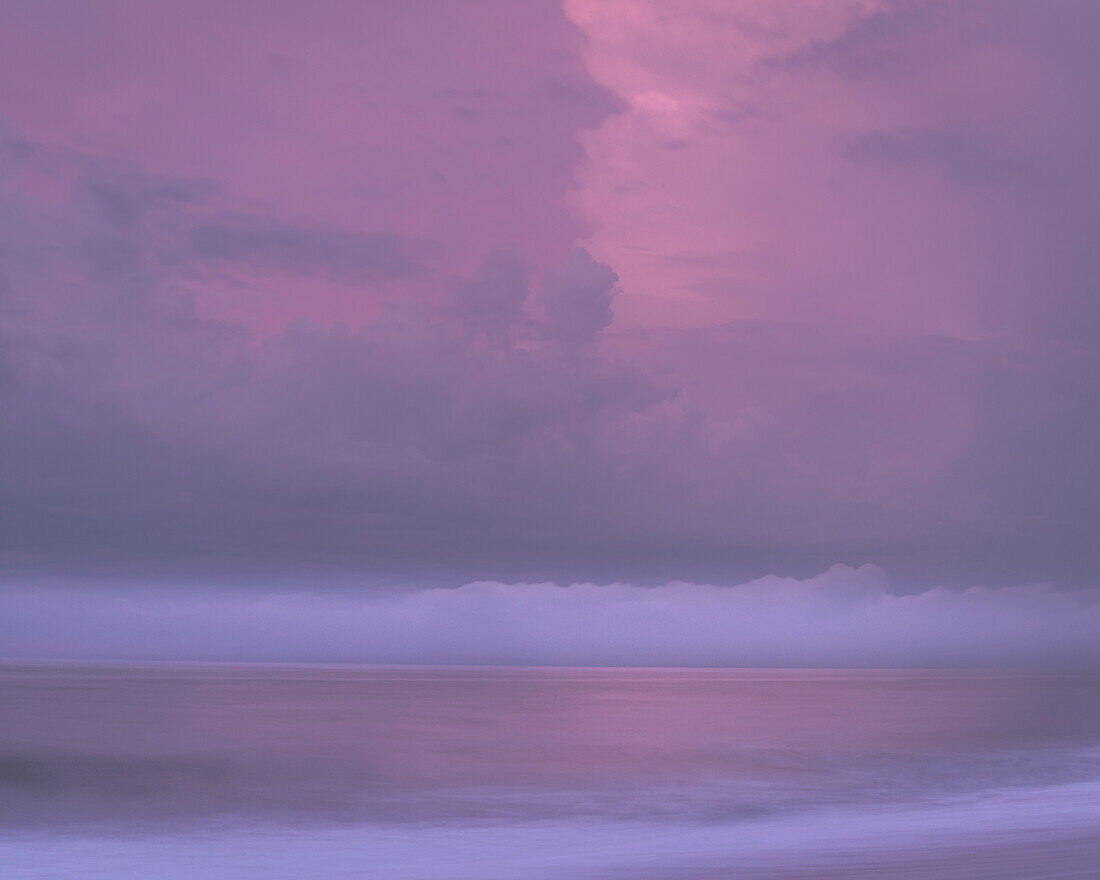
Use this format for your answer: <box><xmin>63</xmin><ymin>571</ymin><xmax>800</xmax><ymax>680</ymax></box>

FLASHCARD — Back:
<box><xmin>0</xmin><ymin>1</ymin><xmax>617</xmax><ymax>331</ymax></box>
<box><xmin>0</xmin><ymin>2</ymin><xmax>1098</xmax><ymax>594</ymax></box>
<box><xmin>567</xmin><ymin>0</ymin><xmax>1099</xmax><ymax>340</ymax></box>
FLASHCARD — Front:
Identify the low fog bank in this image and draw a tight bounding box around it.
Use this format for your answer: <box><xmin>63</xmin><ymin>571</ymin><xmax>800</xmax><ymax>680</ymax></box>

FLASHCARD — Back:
<box><xmin>2</xmin><ymin>565</ymin><xmax>1098</xmax><ymax>668</ymax></box>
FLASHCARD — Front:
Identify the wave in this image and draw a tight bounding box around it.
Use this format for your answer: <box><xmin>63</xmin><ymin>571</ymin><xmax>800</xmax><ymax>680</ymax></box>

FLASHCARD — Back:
<box><xmin>2</xmin><ymin>777</ymin><xmax>1099</xmax><ymax>880</ymax></box>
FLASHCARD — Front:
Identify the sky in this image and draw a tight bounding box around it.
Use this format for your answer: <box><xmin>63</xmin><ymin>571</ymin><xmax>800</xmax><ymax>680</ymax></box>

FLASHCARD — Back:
<box><xmin>1</xmin><ymin>1</ymin><xmax>1099</xmax><ymax>663</ymax></box>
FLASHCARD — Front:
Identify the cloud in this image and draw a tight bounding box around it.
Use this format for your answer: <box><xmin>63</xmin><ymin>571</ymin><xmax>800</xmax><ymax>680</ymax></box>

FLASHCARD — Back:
<box><xmin>450</xmin><ymin>251</ymin><xmax>529</xmax><ymax>343</ymax></box>
<box><xmin>1</xmin><ymin>2</ymin><xmax>1100</xmax><ymax>591</ymax></box>
<box><xmin>2</xmin><ymin>565</ymin><xmax>1097</xmax><ymax>667</ymax></box>
<box><xmin>568</xmin><ymin>0</ymin><xmax>1100</xmax><ymax>343</ymax></box>
<box><xmin>0</xmin><ymin>0</ymin><xmax>621</xmax><ymax>321</ymax></box>
<box><xmin>763</xmin><ymin>0</ymin><xmax>966</xmax><ymax>80</ymax></box>
<box><xmin>533</xmin><ymin>247</ymin><xmax>617</xmax><ymax>344</ymax></box>
<box><xmin>838</xmin><ymin>127</ymin><xmax>1023</xmax><ymax>186</ymax></box>
<box><xmin>1</xmin><ymin>134</ymin><xmax>1100</xmax><ymax>589</ymax></box>
<box><xmin>186</xmin><ymin>219</ymin><xmax>426</xmax><ymax>280</ymax></box>
<box><xmin>0</xmin><ymin>137</ymin><xmax>669</xmax><ymax>580</ymax></box>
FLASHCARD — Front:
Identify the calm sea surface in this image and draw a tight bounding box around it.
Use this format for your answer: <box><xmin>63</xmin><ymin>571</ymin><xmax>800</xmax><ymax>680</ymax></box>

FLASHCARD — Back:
<box><xmin>1</xmin><ymin>664</ymin><xmax>1098</xmax><ymax>878</ymax></box>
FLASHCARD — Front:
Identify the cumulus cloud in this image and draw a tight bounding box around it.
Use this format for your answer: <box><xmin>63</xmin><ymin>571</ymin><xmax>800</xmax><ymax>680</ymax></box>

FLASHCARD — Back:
<box><xmin>1</xmin><ymin>130</ymin><xmax>1100</xmax><ymax>589</ymax></box>
<box><xmin>1</xmin><ymin>2</ymin><xmax>1100</xmax><ymax>593</ymax></box>
<box><xmin>2</xmin><ymin>566</ymin><xmax>1098</xmax><ymax>668</ymax></box>
<box><xmin>0</xmin><ymin>136</ymin><xmax>670</xmax><ymax>581</ymax></box>
<box><xmin>533</xmin><ymin>247</ymin><xmax>617</xmax><ymax>345</ymax></box>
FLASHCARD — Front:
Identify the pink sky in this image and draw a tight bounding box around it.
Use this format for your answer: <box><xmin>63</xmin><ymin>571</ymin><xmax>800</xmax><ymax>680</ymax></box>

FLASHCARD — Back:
<box><xmin>0</xmin><ymin>0</ymin><xmax>1098</xmax><ymax>593</ymax></box>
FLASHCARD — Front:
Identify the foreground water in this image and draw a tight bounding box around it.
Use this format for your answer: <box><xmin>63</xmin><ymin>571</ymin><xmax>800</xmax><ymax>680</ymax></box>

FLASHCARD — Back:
<box><xmin>1</xmin><ymin>664</ymin><xmax>1098</xmax><ymax>878</ymax></box>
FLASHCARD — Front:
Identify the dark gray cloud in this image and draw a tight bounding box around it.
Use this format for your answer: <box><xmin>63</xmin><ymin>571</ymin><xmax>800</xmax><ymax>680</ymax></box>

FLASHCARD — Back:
<box><xmin>839</xmin><ymin>127</ymin><xmax>1024</xmax><ymax>187</ymax></box>
<box><xmin>187</xmin><ymin>220</ymin><xmax>425</xmax><ymax>279</ymax></box>
<box><xmin>533</xmin><ymin>247</ymin><xmax>617</xmax><ymax>345</ymax></box>
<box><xmin>449</xmin><ymin>251</ymin><xmax>528</xmax><ymax>343</ymax></box>
<box><xmin>761</xmin><ymin>0</ymin><xmax>970</xmax><ymax>80</ymax></box>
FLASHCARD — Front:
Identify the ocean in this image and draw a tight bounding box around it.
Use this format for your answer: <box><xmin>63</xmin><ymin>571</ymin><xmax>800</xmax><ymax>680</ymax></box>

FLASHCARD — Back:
<box><xmin>1</xmin><ymin>664</ymin><xmax>1098</xmax><ymax>878</ymax></box>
